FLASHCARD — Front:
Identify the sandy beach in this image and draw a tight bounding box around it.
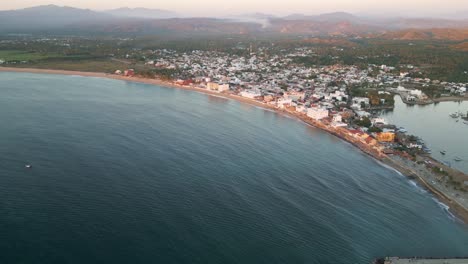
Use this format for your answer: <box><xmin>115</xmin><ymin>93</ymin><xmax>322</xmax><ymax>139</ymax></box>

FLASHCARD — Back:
<box><xmin>2</xmin><ymin>66</ymin><xmax>468</xmax><ymax>223</ymax></box>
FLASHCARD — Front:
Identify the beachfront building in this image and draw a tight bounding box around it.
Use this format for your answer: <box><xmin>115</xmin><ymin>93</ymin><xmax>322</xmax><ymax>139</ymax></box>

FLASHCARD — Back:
<box><xmin>205</xmin><ymin>81</ymin><xmax>229</xmax><ymax>92</ymax></box>
<box><xmin>218</xmin><ymin>84</ymin><xmax>230</xmax><ymax>92</ymax></box>
<box><xmin>207</xmin><ymin>82</ymin><xmax>219</xmax><ymax>90</ymax></box>
<box><xmin>377</xmin><ymin>132</ymin><xmax>396</xmax><ymax>142</ymax></box>
<box><xmin>332</xmin><ymin>115</ymin><xmax>348</xmax><ymax>128</ymax></box>
<box><xmin>124</xmin><ymin>69</ymin><xmax>135</xmax><ymax>77</ymax></box>
<box><xmin>307</xmin><ymin>107</ymin><xmax>329</xmax><ymax>120</ymax></box>
<box><xmin>277</xmin><ymin>98</ymin><xmax>293</xmax><ymax>109</ymax></box>
<box><xmin>240</xmin><ymin>89</ymin><xmax>262</xmax><ymax>99</ymax></box>
<box><xmin>296</xmin><ymin>105</ymin><xmax>308</xmax><ymax>113</ymax></box>
<box><xmin>330</xmin><ymin>114</ymin><xmax>347</xmax><ymax>127</ymax></box>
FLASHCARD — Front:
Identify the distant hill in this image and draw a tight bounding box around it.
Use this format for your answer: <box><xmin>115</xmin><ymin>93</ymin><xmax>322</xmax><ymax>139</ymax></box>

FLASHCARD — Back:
<box><xmin>452</xmin><ymin>41</ymin><xmax>468</xmax><ymax>51</ymax></box>
<box><xmin>105</xmin><ymin>7</ymin><xmax>178</xmax><ymax>19</ymax></box>
<box><xmin>379</xmin><ymin>28</ymin><xmax>468</xmax><ymax>41</ymax></box>
<box><xmin>80</xmin><ymin>18</ymin><xmax>262</xmax><ymax>35</ymax></box>
<box><xmin>266</xmin><ymin>19</ymin><xmax>380</xmax><ymax>36</ymax></box>
<box><xmin>0</xmin><ymin>5</ymin><xmax>113</xmax><ymax>32</ymax></box>
<box><xmin>385</xmin><ymin>18</ymin><xmax>468</xmax><ymax>29</ymax></box>
<box><xmin>283</xmin><ymin>12</ymin><xmax>360</xmax><ymax>23</ymax></box>
<box><xmin>2</xmin><ymin>5</ymin><xmax>468</xmax><ymax>39</ymax></box>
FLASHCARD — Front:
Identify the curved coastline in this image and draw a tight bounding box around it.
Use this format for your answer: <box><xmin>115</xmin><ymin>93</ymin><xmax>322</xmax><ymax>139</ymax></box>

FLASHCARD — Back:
<box><xmin>2</xmin><ymin>66</ymin><xmax>468</xmax><ymax>223</ymax></box>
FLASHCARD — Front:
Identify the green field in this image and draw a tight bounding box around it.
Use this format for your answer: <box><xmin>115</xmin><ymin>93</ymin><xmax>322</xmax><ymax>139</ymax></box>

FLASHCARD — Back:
<box><xmin>6</xmin><ymin>59</ymin><xmax>133</xmax><ymax>74</ymax></box>
<box><xmin>0</xmin><ymin>50</ymin><xmax>61</xmax><ymax>61</ymax></box>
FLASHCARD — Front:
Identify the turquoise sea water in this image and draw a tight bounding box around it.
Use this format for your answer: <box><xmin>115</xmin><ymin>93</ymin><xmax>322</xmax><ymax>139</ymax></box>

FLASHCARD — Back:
<box><xmin>1</xmin><ymin>72</ymin><xmax>468</xmax><ymax>263</ymax></box>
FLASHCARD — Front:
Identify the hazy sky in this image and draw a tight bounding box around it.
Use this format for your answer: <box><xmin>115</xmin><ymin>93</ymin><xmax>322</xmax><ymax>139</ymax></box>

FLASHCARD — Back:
<box><xmin>1</xmin><ymin>0</ymin><xmax>467</xmax><ymax>17</ymax></box>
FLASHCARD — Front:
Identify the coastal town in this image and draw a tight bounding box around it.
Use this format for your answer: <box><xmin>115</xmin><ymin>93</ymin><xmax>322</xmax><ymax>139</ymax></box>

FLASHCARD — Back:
<box><xmin>3</xmin><ymin>2</ymin><xmax>468</xmax><ymax>262</ymax></box>
<box><xmin>1</xmin><ymin>40</ymin><xmax>468</xmax><ymax>220</ymax></box>
<box><xmin>109</xmin><ymin>46</ymin><xmax>468</xmax><ymax>220</ymax></box>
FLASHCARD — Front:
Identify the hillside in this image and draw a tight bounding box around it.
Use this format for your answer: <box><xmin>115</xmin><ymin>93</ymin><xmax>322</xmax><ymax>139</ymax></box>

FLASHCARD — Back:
<box><xmin>0</xmin><ymin>5</ymin><xmax>113</xmax><ymax>32</ymax></box>
<box><xmin>380</xmin><ymin>28</ymin><xmax>468</xmax><ymax>41</ymax></box>
<box><xmin>105</xmin><ymin>8</ymin><xmax>178</xmax><ymax>19</ymax></box>
<box><xmin>2</xmin><ymin>5</ymin><xmax>468</xmax><ymax>39</ymax></box>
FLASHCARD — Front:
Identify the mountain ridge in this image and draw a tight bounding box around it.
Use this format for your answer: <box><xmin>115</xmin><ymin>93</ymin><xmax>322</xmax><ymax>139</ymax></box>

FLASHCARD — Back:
<box><xmin>1</xmin><ymin>5</ymin><xmax>468</xmax><ymax>39</ymax></box>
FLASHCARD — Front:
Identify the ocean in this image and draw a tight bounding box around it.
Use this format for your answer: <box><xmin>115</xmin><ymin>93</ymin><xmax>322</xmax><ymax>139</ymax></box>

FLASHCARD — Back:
<box><xmin>1</xmin><ymin>72</ymin><xmax>467</xmax><ymax>263</ymax></box>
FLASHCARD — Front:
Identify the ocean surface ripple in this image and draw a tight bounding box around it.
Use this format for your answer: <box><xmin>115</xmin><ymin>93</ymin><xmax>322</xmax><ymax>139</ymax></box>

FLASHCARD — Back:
<box><xmin>1</xmin><ymin>72</ymin><xmax>467</xmax><ymax>264</ymax></box>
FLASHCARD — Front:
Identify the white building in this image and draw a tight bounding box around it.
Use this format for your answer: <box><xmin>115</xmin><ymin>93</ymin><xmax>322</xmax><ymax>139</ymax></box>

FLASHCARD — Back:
<box><xmin>218</xmin><ymin>84</ymin><xmax>230</xmax><ymax>92</ymax></box>
<box><xmin>277</xmin><ymin>98</ymin><xmax>293</xmax><ymax>109</ymax></box>
<box><xmin>409</xmin><ymin>89</ymin><xmax>423</xmax><ymax>98</ymax></box>
<box><xmin>307</xmin><ymin>107</ymin><xmax>329</xmax><ymax>120</ymax></box>
<box><xmin>330</xmin><ymin>91</ymin><xmax>347</xmax><ymax>101</ymax></box>
<box><xmin>331</xmin><ymin>114</ymin><xmax>348</xmax><ymax>127</ymax></box>
<box><xmin>240</xmin><ymin>89</ymin><xmax>262</xmax><ymax>99</ymax></box>
<box><xmin>397</xmin><ymin>86</ymin><xmax>407</xmax><ymax>92</ymax></box>
<box><xmin>371</xmin><ymin>118</ymin><xmax>387</xmax><ymax>126</ymax></box>
<box><xmin>355</xmin><ymin>110</ymin><xmax>371</xmax><ymax>118</ymax></box>
<box><xmin>352</xmin><ymin>97</ymin><xmax>370</xmax><ymax>106</ymax></box>
<box><xmin>207</xmin><ymin>82</ymin><xmax>219</xmax><ymax>91</ymax></box>
<box><xmin>296</xmin><ymin>105</ymin><xmax>307</xmax><ymax>113</ymax></box>
<box><xmin>333</xmin><ymin>115</ymin><xmax>343</xmax><ymax>123</ymax></box>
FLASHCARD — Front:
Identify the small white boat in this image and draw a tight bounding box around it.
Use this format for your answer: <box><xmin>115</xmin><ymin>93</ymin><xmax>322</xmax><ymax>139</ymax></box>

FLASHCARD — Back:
<box><xmin>25</xmin><ymin>164</ymin><xmax>32</xmax><ymax>168</ymax></box>
<box><xmin>454</xmin><ymin>157</ymin><xmax>462</xmax><ymax>162</ymax></box>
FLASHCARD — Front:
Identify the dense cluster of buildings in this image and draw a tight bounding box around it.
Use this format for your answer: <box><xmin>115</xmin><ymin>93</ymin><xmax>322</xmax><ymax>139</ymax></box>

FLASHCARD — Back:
<box><xmin>124</xmin><ymin>47</ymin><xmax>454</xmax><ymax>155</ymax></box>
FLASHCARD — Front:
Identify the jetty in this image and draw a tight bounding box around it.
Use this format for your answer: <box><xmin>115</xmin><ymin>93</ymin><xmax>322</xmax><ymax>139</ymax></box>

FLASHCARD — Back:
<box><xmin>375</xmin><ymin>257</ymin><xmax>468</xmax><ymax>264</ymax></box>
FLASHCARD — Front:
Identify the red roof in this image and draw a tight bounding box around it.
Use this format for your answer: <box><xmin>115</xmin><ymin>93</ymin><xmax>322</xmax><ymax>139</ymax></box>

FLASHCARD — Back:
<box><xmin>348</xmin><ymin>129</ymin><xmax>361</xmax><ymax>134</ymax></box>
<box><xmin>365</xmin><ymin>137</ymin><xmax>375</xmax><ymax>144</ymax></box>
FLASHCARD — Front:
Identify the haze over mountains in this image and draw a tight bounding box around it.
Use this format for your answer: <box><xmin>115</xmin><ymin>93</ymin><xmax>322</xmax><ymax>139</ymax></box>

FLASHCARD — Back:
<box><xmin>1</xmin><ymin>4</ymin><xmax>468</xmax><ymax>40</ymax></box>
<box><xmin>104</xmin><ymin>7</ymin><xmax>178</xmax><ymax>19</ymax></box>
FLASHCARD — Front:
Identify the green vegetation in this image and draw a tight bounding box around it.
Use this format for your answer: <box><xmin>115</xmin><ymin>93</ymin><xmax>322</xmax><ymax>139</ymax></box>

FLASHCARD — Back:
<box><xmin>432</xmin><ymin>166</ymin><xmax>449</xmax><ymax>176</ymax></box>
<box><xmin>10</xmin><ymin>59</ymin><xmax>129</xmax><ymax>73</ymax></box>
<box><xmin>355</xmin><ymin>117</ymin><xmax>371</xmax><ymax>128</ymax></box>
<box><xmin>1</xmin><ymin>36</ymin><xmax>468</xmax><ymax>82</ymax></box>
<box><xmin>138</xmin><ymin>68</ymin><xmax>180</xmax><ymax>80</ymax></box>
<box><xmin>367</xmin><ymin>91</ymin><xmax>395</xmax><ymax>107</ymax></box>
<box><xmin>0</xmin><ymin>50</ymin><xmax>61</xmax><ymax>61</ymax></box>
<box><xmin>368</xmin><ymin>126</ymin><xmax>383</xmax><ymax>133</ymax></box>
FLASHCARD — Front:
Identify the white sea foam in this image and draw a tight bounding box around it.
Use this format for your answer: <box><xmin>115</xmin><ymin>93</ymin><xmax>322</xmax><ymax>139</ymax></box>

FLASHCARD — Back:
<box><xmin>376</xmin><ymin>160</ymin><xmax>404</xmax><ymax>177</ymax></box>
<box><xmin>254</xmin><ymin>106</ymin><xmax>276</xmax><ymax>113</ymax></box>
<box><xmin>408</xmin><ymin>180</ymin><xmax>427</xmax><ymax>193</ymax></box>
<box><xmin>431</xmin><ymin>197</ymin><xmax>459</xmax><ymax>221</ymax></box>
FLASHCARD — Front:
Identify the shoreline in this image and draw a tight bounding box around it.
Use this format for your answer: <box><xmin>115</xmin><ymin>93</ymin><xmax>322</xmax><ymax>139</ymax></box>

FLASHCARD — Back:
<box><xmin>2</xmin><ymin>66</ymin><xmax>468</xmax><ymax>223</ymax></box>
<box><xmin>433</xmin><ymin>96</ymin><xmax>468</xmax><ymax>103</ymax></box>
<box><xmin>396</xmin><ymin>93</ymin><xmax>468</xmax><ymax>105</ymax></box>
